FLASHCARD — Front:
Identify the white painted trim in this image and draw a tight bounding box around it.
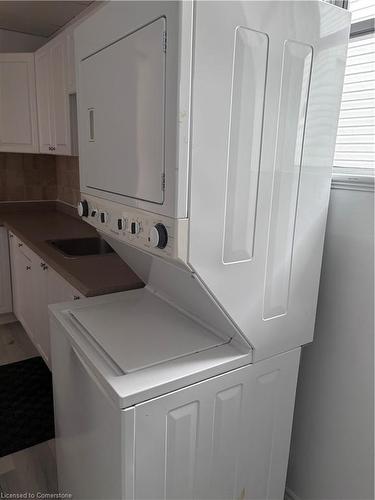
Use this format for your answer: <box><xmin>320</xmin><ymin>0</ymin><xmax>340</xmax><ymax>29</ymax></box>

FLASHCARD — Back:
<box><xmin>0</xmin><ymin>312</ymin><xmax>16</xmax><ymax>325</ymax></box>
<box><xmin>331</xmin><ymin>173</ymin><xmax>375</xmax><ymax>192</ymax></box>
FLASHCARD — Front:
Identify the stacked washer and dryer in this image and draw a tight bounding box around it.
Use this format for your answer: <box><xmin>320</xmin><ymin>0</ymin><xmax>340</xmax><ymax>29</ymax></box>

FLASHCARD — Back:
<box><xmin>49</xmin><ymin>2</ymin><xmax>350</xmax><ymax>499</ymax></box>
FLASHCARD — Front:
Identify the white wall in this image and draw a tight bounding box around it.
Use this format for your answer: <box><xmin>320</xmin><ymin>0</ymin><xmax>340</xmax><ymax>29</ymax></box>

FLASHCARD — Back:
<box><xmin>0</xmin><ymin>28</ymin><xmax>46</xmax><ymax>52</ymax></box>
<box><xmin>286</xmin><ymin>184</ymin><xmax>374</xmax><ymax>500</ymax></box>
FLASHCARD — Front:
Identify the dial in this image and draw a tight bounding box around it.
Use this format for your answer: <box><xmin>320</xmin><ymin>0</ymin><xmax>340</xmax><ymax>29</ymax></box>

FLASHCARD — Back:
<box><xmin>149</xmin><ymin>223</ymin><xmax>168</xmax><ymax>249</ymax></box>
<box><xmin>78</xmin><ymin>200</ymin><xmax>89</xmax><ymax>217</ymax></box>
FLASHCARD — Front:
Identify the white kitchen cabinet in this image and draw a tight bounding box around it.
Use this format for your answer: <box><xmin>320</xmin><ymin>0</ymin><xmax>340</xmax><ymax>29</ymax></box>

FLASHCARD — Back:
<box><xmin>8</xmin><ymin>233</ymin><xmax>83</xmax><ymax>367</ymax></box>
<box><xmin>66</xmin><ymin>29</ymin><xmax>76</xmax><ymax>94</ymax></box>
<box><xmin>0</xmin><ymin>53</ymin><xmax>39</xmax><ymax>153</ymax></box>
<box><xmin>47</xmin><ymin>266</ymin><xmax>82</xmax><ymax>304</ymax></box>
<box><xmin>0</xmin><ymin>227</ymin><xmax>12</xmax><ymax>314</ymax></box>
<box><xmin>32</xmin><ymin>257</ymin><xmax>50</xmax><ymax>364</ymax></box>
<box><xmin>35</xmin><ymin>33</ymin><xmax>74</xmax><ymax>155</ymax></box>
<box><xmin>14</xmin><ymin>244</ymin><xmax>35</xmax><ymax>340</ymax></box>
<box><xmin>8</xmin><ymin>232</ymin><xmax>19</xmax><ymax>317</ymax></box>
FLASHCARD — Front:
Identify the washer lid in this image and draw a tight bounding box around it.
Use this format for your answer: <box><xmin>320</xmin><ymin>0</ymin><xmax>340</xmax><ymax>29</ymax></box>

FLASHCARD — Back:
<box><xmin>70</xmin><ymin>289</ymin><xmax>226</xmax><ymax>373</ymax></box>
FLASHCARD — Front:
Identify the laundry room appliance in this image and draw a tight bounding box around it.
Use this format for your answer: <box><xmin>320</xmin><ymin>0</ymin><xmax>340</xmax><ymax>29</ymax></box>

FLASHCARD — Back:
<box><xmin>50</xmin><ymin>2</ymin><xmax>350</xmax><ymax>499</ymax></box>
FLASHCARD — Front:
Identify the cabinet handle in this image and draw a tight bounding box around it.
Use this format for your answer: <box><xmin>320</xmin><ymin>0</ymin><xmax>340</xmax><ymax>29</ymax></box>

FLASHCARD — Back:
<box><xmin>73</xmin><ymin>295</ymin><xmax>80</xmax><ymax>300</ymax></box>
<box><xmin>26</xmin><ymin>265</ymin><xmax>31</xmax><ymax>270</ymax></box>
<box><xmin>40</xmin><ymin>262</ymin><xmax>48</xmax><ymax>270</ymax></box>
<box><xmin>18</xmin><ymin>243</ymin><xmax>23</xmax><ymax>247</ymax></box>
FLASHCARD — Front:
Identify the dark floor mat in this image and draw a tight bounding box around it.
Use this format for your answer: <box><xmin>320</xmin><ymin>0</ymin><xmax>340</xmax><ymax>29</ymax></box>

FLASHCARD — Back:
<box><xmin>0</xmin><ymin>356</ymin><xmax>55</xmax><ymax>457</ymax></box>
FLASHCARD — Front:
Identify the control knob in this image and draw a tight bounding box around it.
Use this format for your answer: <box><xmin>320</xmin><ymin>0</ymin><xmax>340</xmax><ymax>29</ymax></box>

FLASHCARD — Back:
<box><xmin>78</xmin><ymin>200</ymin><xmax>89</xmax><ymax>217</ymax></box>
<box><xmin>149</xmin><ymin>223</ymin><xmax>168</xmax><ymax>249</ymax></box>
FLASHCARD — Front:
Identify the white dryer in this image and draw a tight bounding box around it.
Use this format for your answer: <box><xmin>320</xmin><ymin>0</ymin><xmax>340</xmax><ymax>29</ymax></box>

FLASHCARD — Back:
<box><xmin>50</xmin><ymin>1</ymin><xmax>350</xmax><ymax>499</ymax></box>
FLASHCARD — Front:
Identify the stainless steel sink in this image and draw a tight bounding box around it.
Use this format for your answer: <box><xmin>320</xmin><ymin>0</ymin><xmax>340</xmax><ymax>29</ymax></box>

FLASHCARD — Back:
<box><xmin>47</xmin><ymin>237</ymin><xmax>115</xmax><ymax>258</ymax></box>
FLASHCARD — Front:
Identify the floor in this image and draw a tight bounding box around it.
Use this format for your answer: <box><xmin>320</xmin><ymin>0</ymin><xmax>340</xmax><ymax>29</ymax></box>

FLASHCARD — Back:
<box><xmin>0</xmin><ymin>317</ymin><xmax>58</xmax><ymax>496</ymax></box>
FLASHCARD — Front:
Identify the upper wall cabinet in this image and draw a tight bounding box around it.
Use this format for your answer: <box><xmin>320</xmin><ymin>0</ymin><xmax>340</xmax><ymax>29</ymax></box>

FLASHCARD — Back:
<box><xmin>35</xmin><ymin>32</ymin><xmax>76</xmax><ymax>156</ymax></box>
<box><xmin>0</xmin><ymin>53</ymin><xmax>39</xmax><ymax>153</ymax></box>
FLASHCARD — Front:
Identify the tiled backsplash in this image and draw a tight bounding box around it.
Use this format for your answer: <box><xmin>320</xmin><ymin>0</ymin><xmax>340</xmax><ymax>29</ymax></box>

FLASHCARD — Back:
<box><xmin>0</xmin><ymin>153</ymin><xmax>80</xmax><ymax>207</ymax></box>
<box><xmin>0</xmin><ymin>153</ymin><xmax>57</xmax><ymax>201</ymax></box>
<box><xmin>56</xmin><ymin>156</ymin><xmax>80</xmax><ymax>207</ymax></box>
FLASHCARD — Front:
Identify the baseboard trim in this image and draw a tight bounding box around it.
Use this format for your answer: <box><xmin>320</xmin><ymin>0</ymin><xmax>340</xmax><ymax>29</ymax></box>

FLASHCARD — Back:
<box><xmin>0</xmin><ymin>312</ymin><xmax>17</xmax><ymax>325</ymax></box>
<box><xmin>285</xmin><ymin>486</ymin><xmax>302</xmax><ymax>500</ymax></box>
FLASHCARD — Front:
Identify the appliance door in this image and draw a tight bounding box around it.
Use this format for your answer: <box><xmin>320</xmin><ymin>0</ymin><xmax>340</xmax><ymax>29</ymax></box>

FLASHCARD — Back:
<box><xmin>79</xmin><ymin>16</ymin><xmax>166</xmax><ymax>205</ymax></box>
<box><xmin>51</xmin><ymin>324</ymin><xmax>123</xmax><ymax>500</ymax></box>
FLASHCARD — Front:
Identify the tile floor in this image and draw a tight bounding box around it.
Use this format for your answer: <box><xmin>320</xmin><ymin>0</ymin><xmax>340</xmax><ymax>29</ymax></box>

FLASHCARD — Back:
<box><xmin>0</xmin><ymin>317</ymin><xmax>58</xmax><ymax>496</ymax></box>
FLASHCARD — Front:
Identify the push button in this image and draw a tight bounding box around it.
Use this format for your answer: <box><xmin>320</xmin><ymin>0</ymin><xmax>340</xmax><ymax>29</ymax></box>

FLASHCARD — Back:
<box><xmin>130</xmin><ymin>221</ymin><xmax>140</xmax><ymax>235</ymax></box>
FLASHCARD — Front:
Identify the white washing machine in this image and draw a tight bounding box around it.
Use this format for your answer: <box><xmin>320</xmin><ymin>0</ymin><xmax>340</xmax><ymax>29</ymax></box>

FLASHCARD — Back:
<box><xmin>51</xmin><ymin>289</ymin><xmax>300</xmax><ymax>500</ymax></box>
<box><xmin>50</xmin><ymin>1</ymin><xmax>350</xmax><ymax>499</ymax></box>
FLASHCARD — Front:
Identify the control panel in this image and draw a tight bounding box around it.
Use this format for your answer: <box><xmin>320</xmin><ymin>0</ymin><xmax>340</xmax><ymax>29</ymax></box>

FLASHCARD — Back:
<box><xmin>77</xmin><ymin>195</ymin><xmax>188</xmax><ymax>262</ymax></box>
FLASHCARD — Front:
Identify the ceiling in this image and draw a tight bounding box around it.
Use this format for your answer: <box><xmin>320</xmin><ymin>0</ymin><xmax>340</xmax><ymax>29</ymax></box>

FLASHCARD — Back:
<box><xmin>0</xmin><ymin>1</ymin><xmax>93</xmax><ymax>38</ymax></box>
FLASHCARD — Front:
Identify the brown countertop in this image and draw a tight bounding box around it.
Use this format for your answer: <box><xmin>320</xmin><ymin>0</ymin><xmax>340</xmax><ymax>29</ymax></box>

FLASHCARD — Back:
<box><xmin>0</xmin><ymin>202</ymin><xmax>144</xmax><ymax>297</ymax></box>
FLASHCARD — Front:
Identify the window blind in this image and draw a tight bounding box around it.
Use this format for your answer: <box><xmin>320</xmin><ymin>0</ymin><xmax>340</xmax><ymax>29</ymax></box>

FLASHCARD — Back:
<box><xmin>333</xmin><ymin>0</ymin><xmax>375</xmax><ymax>173</ymax></box>
<box><xmin>334</xmin><ymin>33</ymin><xmax>375</xmax><ymax>171</ymax></box>
<box><xmin>349</xmin><ymin>0</ymin><xmax>375</xmax><ymax>23</ymax></box>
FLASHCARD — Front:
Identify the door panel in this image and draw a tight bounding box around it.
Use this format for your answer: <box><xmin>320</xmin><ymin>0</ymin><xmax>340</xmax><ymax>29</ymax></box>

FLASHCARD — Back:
<box><xmin>32</xmin><ymin>259</ymin><xmax>50</xmax><ymax>365</ymax></box>
<box><xmin>0</xmin><ymin>53</ymin><xmax>38</xmax><ymax>153</ymax></box>
<box><xmin>263</xmin><ymin>41</ymin><xmax>313</xmax><ymax>320</ymax></box>
<box><xmin>80</xmin><ymin>17</ymin><xmax>166</xmax><ymax>204</ymax></box>
<box><xmin>188</xmin><ymin>1</ymin><xmax>350</xmax><ymax>360</ymax></box>
<box><xmin>35</xmin><ymin>48</ymin><xmax>54</xmax><ymax>154</ymax></box>
<box><xmin>134</xmin><ymin>349</ymin><xmax>300</xmax><ymax>500</ymax></box>
<box><xmin>15</xmin><ymin>249</ymin><xmax>34</xmax><ymax>339</ymax></box>
<box><xmin>0</xmin><ymin>228</ymin><xmax>12</xmax><ymax>314</ymax></box>
<box><xmin>50</xmin><ymin>38</ymin><xmax>71</xmax><ymax>155</ymax></box>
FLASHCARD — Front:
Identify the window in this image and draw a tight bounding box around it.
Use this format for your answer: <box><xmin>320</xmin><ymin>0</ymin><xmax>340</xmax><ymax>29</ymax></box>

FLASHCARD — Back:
<box><xmin>333</xmin><ymin>0</ymin><xmax>375</xmax><ymax>178</ymax></box>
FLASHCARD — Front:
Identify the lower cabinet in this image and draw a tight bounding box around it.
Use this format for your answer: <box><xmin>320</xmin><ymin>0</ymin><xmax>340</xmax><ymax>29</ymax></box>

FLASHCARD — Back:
<box><xmin>8</xmin><ymin>231</ymin><xmax>83</xmax><ymax>367</ymax></box>
<box><xmin>0</xmin><ymin>227</ymin><xmax>12</xmax><ymax>314</ymax></box>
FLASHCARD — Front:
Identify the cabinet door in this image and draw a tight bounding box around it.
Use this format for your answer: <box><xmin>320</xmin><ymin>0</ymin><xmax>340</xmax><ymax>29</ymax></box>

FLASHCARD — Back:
<box><xmin>35</xmin><ymin>47</ymin><xmax>54</xmax><ymax>154</ymax></box>
<box><xmin>0</xmin><ymin>53</ymin><xmax>38</xmax><ymax>153</ymax></box>
<box><xmin>31</xmin><ymin>260</ymin><xmax>82</xmax><ymax>368</ymax></box>
<box><xmin>32</xmin><ymin>258</ymin><xmax>50</xmax><ymax>365</ymax></box>
<box><xmin>50</xmin><ymin>37</ymin><xmax>71</xmax><ymax>155</ymax></box>
<box><xmin>66</xmin><ymin>30</ymin><xmax>76</xmax><ymax>94</ymax></box>
<box><xmin>8</xmin><ymin>232</ymin><xmax>20</xmax><ymax>317</ymax></box>
<box><xmin>47</xmin><ymin>267</ymin><xmax>82</xmax><ymax>305</ymax></box>
<box><xmin>15</xmin><ymin>248</ymin><xmax>34</xmax><ymax>340</ymax></box>
<box><xmin>0</xmin><ymin>227</ymin><xmax>12</xmax><ymax>314</ymax></box>
<box><xmin>35</xmin><ymin>36</ymin><xmax>72</xmax><ymax>156</ymax></box>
